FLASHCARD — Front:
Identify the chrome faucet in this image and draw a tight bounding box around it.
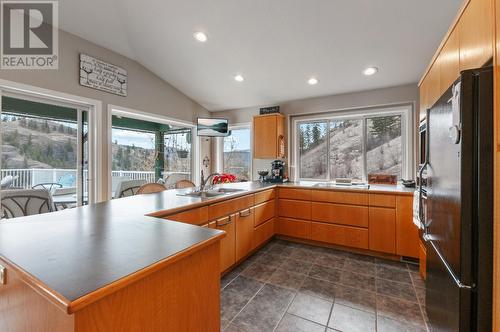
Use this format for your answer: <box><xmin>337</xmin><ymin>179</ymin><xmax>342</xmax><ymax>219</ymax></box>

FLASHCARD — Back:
<box><xmin>200</xmin><ymin>170</ymin><xmax>220</xmax><ymax>192</ymax></box>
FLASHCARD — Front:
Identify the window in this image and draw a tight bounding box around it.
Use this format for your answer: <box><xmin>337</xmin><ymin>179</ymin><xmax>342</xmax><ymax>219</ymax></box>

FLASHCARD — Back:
<box><xmin>222</xmin><ymin>127</ymin><xmax>251</xmax><ymax>181</ymax></box>
<box><xmin>295</xmin><ymin>107</ymin><xmax>410</xmax><ymax>181</ymax></box>
<box><xmin>111</xmin><ymin>114</ymin><xmax>193</xmax><ymax>198</ymax></box>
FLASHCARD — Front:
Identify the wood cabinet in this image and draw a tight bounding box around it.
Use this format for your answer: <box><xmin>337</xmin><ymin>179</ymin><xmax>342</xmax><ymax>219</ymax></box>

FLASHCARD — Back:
<box><xmin>253</xmin><ymin>114</ymin><xmax>286</xmax><ymax>159</ymax></box>
<box><xmin>235</xmin><ymin>208</ymin><xmax>254</xmax><ymax>261</ymax></box>
<box><xmin>311</xmin><ymin>190</ymin><xmax>368</xmax><ymax>205</ymax></box>
<box><xmin>279</xmin><ymin>188</ymin><xmax>311</xmax><ymax>200</ymax></box>
<box><xmin>254</xmin><ymin>200</ymin><xmax>275</xmax><ymax>227</ymax></box>
<box><xmin>277</xmin><ymin>217</ymin><xmax>311</xmax><ymax>239</ymax></box>
<box><xmin>396</xmin><ymin>196</ymin><xmax>419</xmax><ymax>258</ymax></box>
<box><xmin>419</xmin><ymin>239</ymin><xmax>427</xmax><ymax>280</ymax></box>
<box><xmin>208</xmin><ymin>194</ymin><xmax>254</xmax><ymax>220</ymax></box>
<box><xmin>439</xmin><ymin>27</ymin><xmax>460</xmax><ymax>93</ymax></box>
<box><xmin>255</xmin><ymin>188</ymin><xmax>276</xmax><ymax>204</ymax></box>
<box><xmin>253</xmin><ymin>218</ymin><xmax>275</xmax><ymax>249</ymax></box>
<box><xmin>311</xmin><ymin>202</ymin><xmax>368</xmax><ymax>228</ymax></box>
<box><xmin>458</xmin><ymin>0</ymin><xmax>493</xmax><ymax>71</ymax></box>
<box><xmin>209</xmin><ymin>214</ymin><xmax>236</xmax><ymax>272</ymax></box>
<box><xmin>278</xmin><ymin>199</ymin><xmax>311</xmax><ymax>220</ymax></box>
<box><xmin>163</xmin><ymin>206</ymin><xmax>208</xmax><ymax>226</ymax></box>
<box><xmin>368</xmin><ymin>207</ymin><xmax>396</xmax><ymax>254</ymax></box>
<box><xmin>310</xmin><ymin>222</ymin><xmax>368</xmax><ymax>249</ymax></box>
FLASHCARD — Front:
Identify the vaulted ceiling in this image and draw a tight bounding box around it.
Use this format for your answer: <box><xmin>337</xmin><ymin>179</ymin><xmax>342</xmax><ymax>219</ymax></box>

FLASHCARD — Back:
<box><xmin>60</xmin><ymin>0</ymin><xmax>463</xmax><ymax>111</ymax></box>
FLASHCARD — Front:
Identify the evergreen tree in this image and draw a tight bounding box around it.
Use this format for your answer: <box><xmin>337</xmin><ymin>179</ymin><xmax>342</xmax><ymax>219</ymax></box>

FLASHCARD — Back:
<box><xmin>370</xmin><ymin>116</ymin><xmax>400</xmax><ymax>140</ymax></box>
<box><xmin>311</xmin><ymin>123</ymin><xmax>322</xmax><ymax>147</ymax></box>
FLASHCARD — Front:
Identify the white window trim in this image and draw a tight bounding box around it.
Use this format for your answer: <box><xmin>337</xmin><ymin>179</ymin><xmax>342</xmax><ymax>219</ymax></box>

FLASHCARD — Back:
<box><xmin>0</xmin><ymin>78</ymin><xmax>103</xmax><ymax>202</ymax></box>
<box><xmin>107</xmin><ymin>104</ymin><xmax>197</xmax><ymax>198</ymax></box>
<box><xmin>291</xmin><ymin>104</ymin><xmax>414</xmax><ymax>182</ymax></box>
<box><xmin>216</xmin><ymin>122</ymin><xmax>252</xmax><ymax>180</ymax></box>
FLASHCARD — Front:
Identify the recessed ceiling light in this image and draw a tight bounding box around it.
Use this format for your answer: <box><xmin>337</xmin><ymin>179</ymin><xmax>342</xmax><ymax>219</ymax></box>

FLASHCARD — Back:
<box><xmin>363</xmin><ymin>67</ymin><xmax>379</xmax><ymax>76</ymax></box>
<box><xmin>234</xmin><ymin>74</ymin><xmax>244</xmax><ymax>82</ymax></box>
<box><xmin>193</xmin><ymin>31</ymin><xmax>208</xmax><ymax>42</ymax></box>
<box><xmin>307</xmin><ymin>77</ymin><xmax>318</xmax><ymax>85</ymax></box>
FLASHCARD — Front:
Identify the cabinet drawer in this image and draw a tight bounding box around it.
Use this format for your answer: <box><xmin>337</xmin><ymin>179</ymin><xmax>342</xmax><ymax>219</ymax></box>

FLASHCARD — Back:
<box><xmin>277</xmin><ymin>217</ymin><xmax>311</xmax><ymax>239</ymax></box>
<box><xmin>311</xmin><ymin>202</ymin><xmax>368</xmax><ymax>227</ymax></box>
<box><xmin>208</xmin><ymin>194</ymin><xmax>255</xmax><ymax>220</ymax></box>
<box><xmin>254</xmin><ymin>200</ymin><xmax>275</xmax><ymax>227</ymax></box>
<box><xmin>369</xmin><ymin>207</ymin><xmax>396</xmax><ymax>254</ymax></box>
<box><xmin>255</xmin><ymin>189</ymin><xmax>276</xmax><ymax>204</ymax></box>
<box><xmin>278</xmin><ymin>188</ymin><xmax>311</xmax><ymax>200</ymax></box>
<box><xmin>369</xmin><ymin>194</ymin><xmax>396</xmax><ymax>208</ymax></box>
<box><xmin>164</xmin><ymin>206</ymin><xmax>209</xmax><ymax>225</ymax></box>
<box><xmin>310</xmin><ymin>222</ymin><xmax>368</xmax><ymax>249</ymax></box>
<box><xmin>253</xmin><ymin>218</ymin><xmax>275</xmax><ymax>249</ymax></box>
<box><xmin>311</xmin><ymin>190</ymin><xmax>368</xmax><ymax>205</ymax></box>
<box><xmin>278</xmin><ymin>199</ymin><xmax>311</xmax><ymax>220</ymax></box>
<box><xmin>209</xmin><ymin>214</ymin><xmax>236</xmax><ymax>272</ymax></box>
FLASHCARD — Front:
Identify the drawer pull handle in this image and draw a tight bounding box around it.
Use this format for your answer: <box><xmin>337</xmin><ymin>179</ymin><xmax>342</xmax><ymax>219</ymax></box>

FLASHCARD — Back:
<box><xmin>216</xmin><ymin>216</ymin><xmax>232</xmax><ymax>226</ymax></box>
<box><xmin>239</xmin><ymin>209</ymin><xmax>251</xmax><ymax>217</ymax></box>
<box><xmin>0</xmin><ymin>265</ymin><xmax>5</xmax><ymax>285</ymax></box>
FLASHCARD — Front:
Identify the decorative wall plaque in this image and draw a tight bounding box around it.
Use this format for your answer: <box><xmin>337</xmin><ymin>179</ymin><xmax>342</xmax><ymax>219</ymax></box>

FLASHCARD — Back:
<box><xmin>79</xmin><ymin>53</ymin><xmax>127</xmax><ymax>96</ymax></box>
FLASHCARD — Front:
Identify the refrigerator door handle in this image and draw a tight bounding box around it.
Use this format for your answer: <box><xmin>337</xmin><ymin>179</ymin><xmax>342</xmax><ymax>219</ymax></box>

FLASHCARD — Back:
<box><xmin>423</xmin><ymin>234</ymin><xmax>474</xmax><ymax>290</ymax></box>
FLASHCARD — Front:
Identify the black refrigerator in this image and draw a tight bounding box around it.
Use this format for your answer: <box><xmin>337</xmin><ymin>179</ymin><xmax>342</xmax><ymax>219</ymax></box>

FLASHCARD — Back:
<box><xmin>420</xmin><ymin>66</ymin><xmax>493</xmax><ymax>332</ymax></box>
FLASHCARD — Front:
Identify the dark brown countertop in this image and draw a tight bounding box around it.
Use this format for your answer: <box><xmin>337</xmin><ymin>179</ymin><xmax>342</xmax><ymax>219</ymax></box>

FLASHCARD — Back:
<box><xmin>0</xmin><ymin>180</ymin><xmax>413</xmax><ymax>313</ymax></box>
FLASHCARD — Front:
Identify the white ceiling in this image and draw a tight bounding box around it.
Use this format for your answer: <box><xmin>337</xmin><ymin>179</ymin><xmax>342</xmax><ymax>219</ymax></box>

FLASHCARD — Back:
<box><xmin>60</xmin><ymin>0</ymin><xmax>463</xmax><ymax>111</ymax></box>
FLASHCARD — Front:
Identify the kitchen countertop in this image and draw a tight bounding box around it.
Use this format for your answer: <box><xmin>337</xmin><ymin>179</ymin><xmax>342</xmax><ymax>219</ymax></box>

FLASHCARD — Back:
<box><xmin>0</xmin><ymin>180</ymin><xmax>414</xmax><ymax>313</ymax></box>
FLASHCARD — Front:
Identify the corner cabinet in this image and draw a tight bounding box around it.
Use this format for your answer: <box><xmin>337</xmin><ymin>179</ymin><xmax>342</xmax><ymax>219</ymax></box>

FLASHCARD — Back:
<box><xmin>253</xmin><ymin>114</ymin><xmax>286</xmax><ymax>159</ymax></box>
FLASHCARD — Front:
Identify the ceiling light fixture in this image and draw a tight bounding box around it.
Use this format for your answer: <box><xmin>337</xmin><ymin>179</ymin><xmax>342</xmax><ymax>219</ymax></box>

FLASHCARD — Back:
<box><xmin>193</xmin><ymin>31</ymin><xmax>208</xmax><ymax>42</ymax></box>
<box><xmin>307</xmin><ymin>77</ymin><xmax>318</xmax><ymax>85</ymax></box>
<box><xmin>234</xmin><ymin>74</ymin><xmax>244</xmax><ymax>82</ymax></box>
<box><xmin>363</xmin><ymin>67</ymin><xmax>379</xmax><ymax>76</ymax></box>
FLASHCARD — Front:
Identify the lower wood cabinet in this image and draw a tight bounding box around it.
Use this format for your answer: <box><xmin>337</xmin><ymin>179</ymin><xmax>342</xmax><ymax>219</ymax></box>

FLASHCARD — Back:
<box><xmin>369</xmin><ymin>207</ymin><xmax>396</xmax><ymax>254</ymax></box>
<box><xmin>396</xmin><ymin>196</ymin><xmax>419</xmax><ymax>258</ymax></box>
<box><xmin>235</xmin><ymin>208</ymin><xmax>254</xmax><ymax>261</ymax></box>
<box><xmin>277</xmin><ymin>217</ymin><xmax>311</xmax><ymax>239</ymax></box>
<box><xmin>310</xmin><ymin>222</ymin><xmax>368</xmax><ymax>249</ymax></box>
<box><xmin>278</xmin><ymin>199</ymin><xmax>311</xmax><ymax>220</ymax></box>
<box><xmin>253</xmin><ymin>218</ymin><xmax>275</xmax><ymax>249</ymax></box>
<box><xmin>209</xmin><ymin>214</ymin><xmax>236</xmax><ymax>272</ymax></box>
<box><xmin>419</xmin><ymin>238</ymin><xmax>427</xmax><ymax>280</ymax></box>
<box><xmin>163</xmin><ymin>206</ymin><xmax>208</xmax><ymax>226</ymax></box>
<box><xmin>254</xmin><ymin>200</ymin><xmax>275</xmax><ymax>227</ymax></box>
<box><xmin>311</xmin><ymin>202</ymin><xmax>368</xmax><ymax>227</ymax></box>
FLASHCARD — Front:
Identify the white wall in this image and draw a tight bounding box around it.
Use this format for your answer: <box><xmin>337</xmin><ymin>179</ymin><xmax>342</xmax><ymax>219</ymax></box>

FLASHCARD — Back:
<box><xmin>0</xmin><ymin>29</ymin><xmax>210</xmax><ymax>199</ymax></box>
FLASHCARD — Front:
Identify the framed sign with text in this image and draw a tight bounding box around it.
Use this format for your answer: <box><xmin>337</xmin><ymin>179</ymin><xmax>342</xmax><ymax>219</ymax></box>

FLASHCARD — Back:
<box><xmin>79</xmin><ymin>53</ymin><xmax>127</xmax><ymax>96</ymax></box>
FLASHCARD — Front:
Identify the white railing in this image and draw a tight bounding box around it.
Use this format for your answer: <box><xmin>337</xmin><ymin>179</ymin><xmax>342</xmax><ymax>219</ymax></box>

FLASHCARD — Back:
<box><xmin>1</xmin><ymin>169</ymin><xmax>157</xmax><ymax>189</ymax></box>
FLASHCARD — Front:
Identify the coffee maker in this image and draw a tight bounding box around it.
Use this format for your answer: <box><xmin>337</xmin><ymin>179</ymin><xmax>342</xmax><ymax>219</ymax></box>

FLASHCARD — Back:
<box><xmin>270</xmin><ymin>160</ymin><xmax>285</xmax><ymax>183</ymax></box>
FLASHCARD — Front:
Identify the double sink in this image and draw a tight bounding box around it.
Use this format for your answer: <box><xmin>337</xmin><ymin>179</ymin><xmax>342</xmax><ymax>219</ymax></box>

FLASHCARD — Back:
<box><xmin>177</xmin><ymin>187</ymin><xmax>246</xmax><ymax>198</ymax></box>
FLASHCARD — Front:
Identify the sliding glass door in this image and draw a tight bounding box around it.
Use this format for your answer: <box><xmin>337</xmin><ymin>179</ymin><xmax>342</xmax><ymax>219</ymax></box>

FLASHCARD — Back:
<box><xmin>1</xmin><ymin>95</ymin><xmax>93</xmax><ymax>216</ymax></box>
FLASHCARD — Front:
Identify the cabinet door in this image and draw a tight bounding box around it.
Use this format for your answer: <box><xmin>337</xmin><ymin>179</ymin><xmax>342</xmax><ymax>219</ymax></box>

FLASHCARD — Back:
<box><xmin>439</xmin><ymin>27</ymin><xmax>460</xmax><ymax>92</ymax></box>
<box><xmin>253</xmin><ymin>218</ymin><xmax>275</xmax><ymax>249</ymax></box>
<box><xmin>278</xmin><ymin>199</ymin><xmax>311</xmax><ymax>220</ymax></box>
<box><xmin>368</xmin><ymin>207</ymin><xmax>396</xmax><ymax>254</ymax></box>
<box><xmin>396</xmin><ymin>196</ymin><xmax>419</xmax><ymax>258</ymax></box>
<box><xmin>236</xmin><ymin>208</ymin><xmax>254</xmax><ymax>261</ymax></box>
<box><xmin>209</xmin><ymin>215</ymin><xmax>236</xmax><ymax>272</ymax></box>
<box><xmin>459</xmin><ymin>0</ymin><xmax>493</xmax><ymax>71</ymax></box>
<box><xmin>253</xmin><ymin>115</ymin><xmax>277</xmax><ymax>158</ymax></box>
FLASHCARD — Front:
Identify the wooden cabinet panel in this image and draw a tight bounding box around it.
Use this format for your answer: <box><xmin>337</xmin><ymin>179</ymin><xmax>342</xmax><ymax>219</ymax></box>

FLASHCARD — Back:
<box><xmin>310</xmin><ymin>222</ymin><xmax>368</xmax><ymax>249</ymax></box>
<box><xmin>369</xmin><ymin>207</ymin><xmax>396</xmax><ymax>254</ymax></box>
<box><xmin>419</xmin><ymin>239</ymin><xmax>427</xmax><ymax>280</ymax></box>
<box><xmin>235</xmin><ymin>208</ymin><xmax>254</xmax><ymax>261</ymax></box>
<box><xmin>164</xmin><ymin>206</ymin><xmax>208</xmax><ymax>226</ymax></box>
<box><xmin>255</xmin><ymin>188</ymin><xmax>276</xmax><ymax>204</ymax></box>
<box><xmin>311</xmin><ymin>190</ymin><xmax>368</xmax><ymax>205</ymax></box>
<box><xmin>369</xmin><ymin>194</ymin><xmax>396</xmax><ymax>208</ymax></box>
<box><xmin>419</xmin><ymin>77</ymin><xmax>429</xmax><ymax>120</ymax></box>
<box><xmin>459</xmin><ymin>0</ymin><xmax>493</xmax><ymax>71</ymax></box>
<box><xmin>278</xmin><ymin>199</ymin><xmax>311</xmax><ymax>220</ymax></box>
<box><xmin>209</xmin><ymin>214</ymin><xmax>236</xmax><ymax>272</ymax></box>
<box><xmin>253</xmin><ymin>114</ymin><xmax>286</xmax><ymax>158</ymax></box>
<box><xmin>427</xmin><ymin>59</ymin><xmax>442</xmax><ymax>108</ymax></box>
<box><xmin>208</xmin><ymin>194</ymin><xmax>254</xmax><ymax>220</ymax></box>
<box><xmin>396</xmin><ymin>196</ymin><xmax>419</xmax><ymax>258</ymax></box>
<box><xmin>254</xmin><ymin>200</ymin><xmax>275</xmax><ymax>227</ymax></box>
<box><xmin>253</xmin><ymin>218</ymin><xmax>275</xmax><ymax>249</ymax></box>
<box><xmin>311</xmin><ymin>202</ymin><xmax>368</xmax><ymax>228</ymax></box>
<box><xmin>277</xmin><ymin>217</ymin><xmax>311</xmax><ymax>239</ymax></box>
<box><xmin>439</xmin><ymin>27</ymin><xmax>460</xmax><ymax>92</ymax></box>
<box><xmin>278</xmin><ymin>188</ymin><xmax>312</xmax><ymax>200</ymax></box>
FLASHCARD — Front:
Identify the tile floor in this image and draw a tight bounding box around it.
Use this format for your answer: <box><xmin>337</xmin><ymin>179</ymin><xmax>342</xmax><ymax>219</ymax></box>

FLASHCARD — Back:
<box><xmin>220</xmin><ymin>239</ymin><xmax>428</xmax><ymax>332</ymax></box>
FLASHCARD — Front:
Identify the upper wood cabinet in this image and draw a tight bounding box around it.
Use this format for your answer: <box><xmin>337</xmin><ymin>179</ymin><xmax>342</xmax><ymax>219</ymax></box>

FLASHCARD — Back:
<box><xmin>458</xmin><ymin>0</ymin><xmax>493</xmax><ymax>71</ymax></box>
<box><xmin>439</xmin><ymin>27</ymin><xmax>460</xmax><ymax>93</ymax></box>
<box><xmin>253</xmin><ymin>114</ymin><xmax>286</xmax><ymax>159</ymax></box>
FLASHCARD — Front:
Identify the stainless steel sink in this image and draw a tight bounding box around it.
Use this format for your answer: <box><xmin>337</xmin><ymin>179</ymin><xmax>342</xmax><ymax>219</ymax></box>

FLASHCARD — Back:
<box><xmin>177</xmin><ymin>187</ymin><xmax>246</xmax><ymax>198</ymax></box>
<box><xmin>313</xmin><ymin>182</ymin><xmax>369</xmax><ymax>189</ymax></box>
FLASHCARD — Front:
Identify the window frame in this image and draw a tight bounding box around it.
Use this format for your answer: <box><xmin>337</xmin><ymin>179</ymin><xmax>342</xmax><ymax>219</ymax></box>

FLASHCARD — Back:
<box><xmin>217</xmin><ymin>123</ymin><xmax>252</xmax><ymax>181</ymax></box>
<box><xmin>292</xmin><ymin>104</ymin><xmax>414</xmax><ymax>182</ymax></box>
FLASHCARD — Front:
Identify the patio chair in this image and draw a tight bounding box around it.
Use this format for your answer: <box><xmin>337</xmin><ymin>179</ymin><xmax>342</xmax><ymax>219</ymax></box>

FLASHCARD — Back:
<box><xmin>175</xmin><ymin>179</ymin><xmax>196</xmax><ymax>189</ymax></box>
<box><xmin>164</xmin><ymin>173</ymin><xmax>189</xmax><ymax>189</ymax></box>
<box><xmin>0</xmin><ymin>175</ymin><xmax>18</xmax><ymax>189</ymax></box>
<box><xmin>115</xmin><ymin>179</ymin><xmax>147</xmax><ymax>198</ymax></box>
<box><xmin>137</xmin><ymin>183</ymin><xmax>166</xmax><ymax>194</ymax></box>
<box><xmin>32</xmin><ymin>183</ymin><xmax>63</xmax><ymax>193</ymax></box>
<box><xmin>1</xmin><ymin>189</ymin><xmax>53</xmax><ymax>219</ymax></box>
